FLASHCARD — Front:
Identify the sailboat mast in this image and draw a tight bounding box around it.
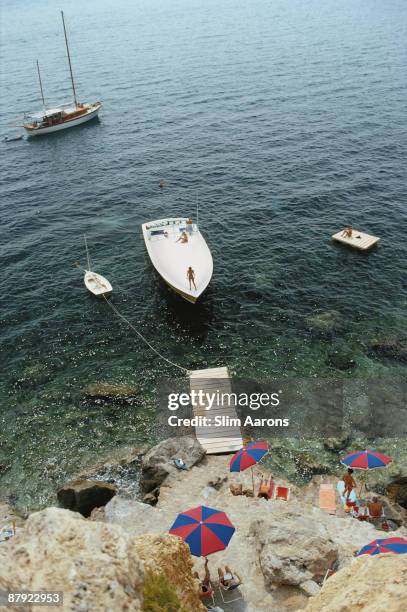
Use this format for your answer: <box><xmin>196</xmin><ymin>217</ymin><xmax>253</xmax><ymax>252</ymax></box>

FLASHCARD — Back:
<box><xmin>36</xmin><ymin>60</ymin><xmax>46</xmax><ymax>110</ymax></box>
<box><xmin>84</xmin><ymin>235</ymin><xmax>91</xmax><ymax>271</ymax></box>
<box><xmin>61</xmin><ymin>10</ymin><xmax>78</xmax><ymax>107</ymax></box>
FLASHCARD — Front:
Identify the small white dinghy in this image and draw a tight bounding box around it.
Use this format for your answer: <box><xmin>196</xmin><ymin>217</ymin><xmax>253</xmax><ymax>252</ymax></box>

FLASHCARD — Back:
<box><xmin>142</xmin><ymin>217</ymin><xmax>213</xmax><ymax>303</ymax></box>
<box><xmin>83</xmin><ymin>235</ymin><xmax>112</xmax><ymax>298</ymax></box>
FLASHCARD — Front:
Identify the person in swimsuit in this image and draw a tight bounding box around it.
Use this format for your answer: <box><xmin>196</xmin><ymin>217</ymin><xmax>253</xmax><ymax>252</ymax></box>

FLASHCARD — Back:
<box><xmin>187</xmin><ymin>266</ymin><xmax>196</xmax><ymax>290</ymax></box>
<box><xmin>368</xmin><ymin>496</ymin><xmax>384</xmax><ymax>523</ymax></box>
<box><xmin>177</xmin><ymin>231</ymin><xmax>188</xmax><ymax>244</ymax></box>
<box><xmin>343</xmin><ymin>468</ymin><xmax>356</xmax><ymax>499</ymax></box>
<box><xmin>258</xmin><ymin>475</ymin><xmax>274</xmax><ymax>500</ymax></box>
<box><xmin>194</xmin><ymin>558</ymin><xmax>213</xmax><ymax>600</ymax></box>
<box><xmin>341</xmin><ymin>226</ymin><xmax>353</xmax><ymax>238</ymax></box>
<box><xmin>186</xmin><ymin>217</ymin><xmax>193</xmax><ymax>236</ymax></box>
<box><xmin>217</xmin><ymin>566</ymin><xmax>242</xmax><ymax>590</ymax></box>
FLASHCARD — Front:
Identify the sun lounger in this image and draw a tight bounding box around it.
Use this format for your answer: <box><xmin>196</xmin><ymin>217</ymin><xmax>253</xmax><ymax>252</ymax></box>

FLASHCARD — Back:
<box><xmin>319</xmin><ymin>484</ymin><xmax>336</xmax><ymax>514</ymax></box>
<box><xmin>275</xmin><ymin>486</ymin><xmax>290</xmax><ymax>501</ymax></box>
<box><xmin>218</xmin><ymin>581</ymin><xmax>243</xmax><ymax>604</ymax></box>
<box><xmin>200</xmin><ymin>581</ymin><xmax>215</xmax><ymax>607</ymax></box>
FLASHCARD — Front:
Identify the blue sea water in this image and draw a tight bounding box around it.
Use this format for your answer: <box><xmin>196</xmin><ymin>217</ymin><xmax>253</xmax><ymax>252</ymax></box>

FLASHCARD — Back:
<box><xmin>0</xmin><ymin>0</ymin><xmax>406</xmax><ymax>510</ymax></box>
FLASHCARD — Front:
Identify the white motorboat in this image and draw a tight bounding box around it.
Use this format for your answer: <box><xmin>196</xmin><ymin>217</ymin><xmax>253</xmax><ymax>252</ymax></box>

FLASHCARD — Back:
<box><xmin>142</xmin><ymin>217</ymin><xmax>213</xmax><ymax>303</ymax></box>
<box><xmin>23</xmin><ymin>12</ymin><xmax>101</xmax><ymax>136</ymax></box>
<box><xmin>82</xmin><ymin>235</ymin><xmax>112</xmax><ymax>298</ymax></box>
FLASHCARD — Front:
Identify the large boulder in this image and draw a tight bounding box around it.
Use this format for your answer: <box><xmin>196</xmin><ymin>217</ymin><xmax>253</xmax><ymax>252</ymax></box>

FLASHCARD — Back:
<box><xmin>0</xmin><ymin>507</ymin><xmax>144</xmax><ymax>610</ymax></box>
<box><xmin>304</xmin><ymin>554</ymin><xmax>407</xmax><ymax>612</ymax></box>
<box><xmin>0</xmin><ymin>507</ymin><xmax>205</xmax><ymax>612</ymax></box>
<box><xmin>81</xmin><ymin>382</ymin><xmax>139</xmax><ymax>403</ymax></box>
<box><xmin>326</xmin><ymin>342</ymin><xmax>356</xmax><ymax>371</ymax></box>
<box><xmin>140</xmin><ymin>437</ymin><xmax>205</xmax><ymax>493</ymax></box>
<box><xmin>369</xmin><ymin>337</ymin><xmax>407</xmax><ymax>362</ymax></box>
<box><xmin>251</xmin><ymin>509</ymin><xmax>337</xmax><ymax>595</ymax></box>
<box><xmin>386</xmin><ymin>476</ymin><xmax>407</xmax><ymax>510</ymax></box>
<box><xmin>133</xmin><ymin>534</ymin><xmax>206</xmax><ymax>612</ymax></box>
<box><xmin>57</xmin><ymin>479</ymin><xmax>116</xmax><ymax>517</ymax></box>
<box><xmin>93</xmin><ymin>496</ymin><xmax>168</xmax><ymax>536</ymax></box>
<box><xmin>13</xmin><ymin>363</ymin><xmax>52</xmax><ymax>389</ymax></box>
<box><xmin>306</xmin><ymin>310</ymin><xmax>344</xmax><ymax>336</ymax></box>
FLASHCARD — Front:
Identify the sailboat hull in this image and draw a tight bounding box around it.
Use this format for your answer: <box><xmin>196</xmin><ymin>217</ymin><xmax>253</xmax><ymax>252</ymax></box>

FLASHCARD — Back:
<box><xmin>24</xmin><ymin>103</ymin><xmax>101</xmax><ymax>136</ymax></box>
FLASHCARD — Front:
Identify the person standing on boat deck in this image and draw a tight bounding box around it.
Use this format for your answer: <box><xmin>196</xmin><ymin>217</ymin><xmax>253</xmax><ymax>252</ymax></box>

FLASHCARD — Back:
<box><xmin>186</xmin><ymin>217</ymin><xmax>193</xmax><ymax>237</ymax></box>
<box><xmin>187</xmin><ymin>266</ymin><xmax>197</xmax><ymax>290</ymax></box>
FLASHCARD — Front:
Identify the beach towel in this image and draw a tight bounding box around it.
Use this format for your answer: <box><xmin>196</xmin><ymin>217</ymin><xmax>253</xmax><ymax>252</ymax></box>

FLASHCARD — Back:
<box><xmin>319</xmin><ymin>484</ymin><xmax>336</xmax><ymax>514</ymax></box>
<box><xmin>275</xmin><ymin>486</ymin><xmax>290</xmax><ymax>501</ymax></box>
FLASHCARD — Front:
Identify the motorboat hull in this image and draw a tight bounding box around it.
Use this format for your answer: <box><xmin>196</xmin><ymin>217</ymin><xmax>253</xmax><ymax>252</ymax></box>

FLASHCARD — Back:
<box><xmin>142</xmin><ymin>218</ymin><xmax>213</xmax><ymax>303</ymax></box>
<box><xmin>24</xmin><ymin>103</ymin><xmax>101</xmax><ymax>136</ymax></box>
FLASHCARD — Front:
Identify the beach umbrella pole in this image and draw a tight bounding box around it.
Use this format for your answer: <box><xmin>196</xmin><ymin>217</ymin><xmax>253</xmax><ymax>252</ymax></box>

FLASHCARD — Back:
<box><xmin>251</xmin><ymin>467</ymin><xmax>254</xmax><ymax>494</ymax></box>
<box><xmin>358</xmin><ymin>473</ymin><xmax>367</xmax><ymax>498</ymax></box>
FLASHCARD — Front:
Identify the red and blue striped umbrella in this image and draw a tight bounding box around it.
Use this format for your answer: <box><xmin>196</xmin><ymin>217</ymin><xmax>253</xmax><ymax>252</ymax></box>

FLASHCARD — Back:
<box><xmin>169</xmin><ymin>505</ymin><xmax>235</xmax><ymax>557</ymax></box>
<box><xmin>340</xmin><ymin>450</ymin><xmax>392</xmax><ymax>470</ymax></box>
<box><xmin>357</xmin><ymin>537</ymin><xmax>407</xmax><ymax>557</ymax></box>
<box><xmin>230</xmin><ymin>441</ymin><xmax>269</xmax><ymax>472</ymax></box>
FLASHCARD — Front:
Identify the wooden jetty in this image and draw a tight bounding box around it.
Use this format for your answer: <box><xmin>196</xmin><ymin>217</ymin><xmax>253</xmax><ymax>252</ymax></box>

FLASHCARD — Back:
<box><xmin>332</xmin><ymin>229</ymin><xmax>380</xmax><ymax>251</ymax></box>
<box><xmin>189</xmin><ymin>366</ymin><xmax>243</xmax><ymax>454</ymax></box>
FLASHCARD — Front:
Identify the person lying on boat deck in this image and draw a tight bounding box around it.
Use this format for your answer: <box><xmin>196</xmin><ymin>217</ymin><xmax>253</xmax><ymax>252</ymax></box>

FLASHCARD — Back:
<box><xmin>341</xmin><ymin>226</ymin><xmax>353</xmax><ymax>238</ymax></box>
<box><xmin>343</xmin><ymin>468</ymin><xmax>356</xmax><ymax>499</ymax></box>
<box><xmin>194</xmin><ymin>558</ymin><xmax>213</xmax><ymax>599</ymax></box>
<box><xmin>186</xmin><ymin>217</ymin><xmax>193</xmax><ymax>235</ymax></box>
<box><xmin>218</xmin><ymin>566</ymin><xmax>242</xmax><ymax>590</ymax></box>
<box><xmin>187</xmin><ymin>266</ymin><xmax>197</xmax><ymax>290</ymax></box>
<box><xmin>177</xmin><ymin>231</ymin><xmax>188</xmax><ymax>244</ymax></box>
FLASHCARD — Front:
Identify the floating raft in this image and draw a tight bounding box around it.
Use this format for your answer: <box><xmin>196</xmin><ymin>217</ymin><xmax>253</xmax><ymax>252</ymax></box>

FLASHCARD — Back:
<box><xmin>189</xmin><ymin>366</ymin><xmax>243</xmax><ymax>454</ymax></box>
<box><xmin>332</xmin><ymin>229</ymin><xmax>380</xmax><ymax>251</ymax></box>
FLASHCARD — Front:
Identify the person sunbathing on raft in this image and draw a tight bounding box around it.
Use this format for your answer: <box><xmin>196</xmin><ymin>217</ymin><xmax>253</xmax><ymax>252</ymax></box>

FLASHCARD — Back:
<box><xmin>341</xmin><ymin>226</ymin><xmax>353</xmax><ymax>238</ymax></box>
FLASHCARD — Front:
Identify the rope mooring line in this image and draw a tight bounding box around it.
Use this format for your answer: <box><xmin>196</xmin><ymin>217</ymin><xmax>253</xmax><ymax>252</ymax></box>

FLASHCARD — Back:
<box><xmin>102</xmin><ymin>296</ymin><xmax>189</xmax><ymax>374</ymax></box>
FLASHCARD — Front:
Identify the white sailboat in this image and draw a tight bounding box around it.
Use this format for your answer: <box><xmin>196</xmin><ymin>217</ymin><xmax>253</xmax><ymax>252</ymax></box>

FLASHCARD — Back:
<box><xmin>142</xmin><ymin>217</ymin><xmax>213</xmax><ymax>303</ymax></box>
<box><xmin>23</xmin><ymin>12</ymin><xmax>101</xmax><ymax>136</ymax></box>
<box><xmin>83</xmin><ymin>236</ymin><xmax>112</xmax><ymax>298</ymax></box>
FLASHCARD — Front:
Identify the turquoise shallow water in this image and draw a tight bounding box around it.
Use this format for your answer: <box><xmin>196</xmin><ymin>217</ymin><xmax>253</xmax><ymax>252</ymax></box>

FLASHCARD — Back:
<box><xmin>0</xmin><ymin>0</ymin><xmax>406</xmax><ymax>510</ymax></box>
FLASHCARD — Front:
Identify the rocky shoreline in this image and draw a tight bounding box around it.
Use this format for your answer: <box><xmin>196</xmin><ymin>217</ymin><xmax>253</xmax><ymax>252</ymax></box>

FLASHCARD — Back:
<box><xmin>1</xmin><ymin>436</ymin><xmax>406</xmax><ymax>610</ymax></box>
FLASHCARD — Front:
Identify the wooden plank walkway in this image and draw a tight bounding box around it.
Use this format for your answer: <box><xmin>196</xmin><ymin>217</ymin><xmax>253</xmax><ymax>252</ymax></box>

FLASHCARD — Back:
<box><xmin>189</xmin><ymin>366</ymin><xmax>243</xmax><ymax>454</ymax></box>
<box><xmin>332</xmin><ymin>229</ymin><xmax>380</xmax><ymax>251</ymax></box>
